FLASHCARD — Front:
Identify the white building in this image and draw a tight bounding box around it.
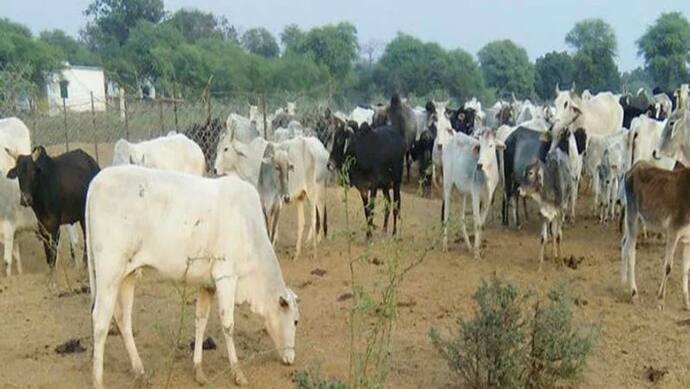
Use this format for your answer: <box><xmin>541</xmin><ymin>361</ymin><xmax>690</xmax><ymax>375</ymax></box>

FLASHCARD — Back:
<box><xmin>46</xmin><ymin>64</ymin><xmax>106</xmax><ymax>116</ymax></box>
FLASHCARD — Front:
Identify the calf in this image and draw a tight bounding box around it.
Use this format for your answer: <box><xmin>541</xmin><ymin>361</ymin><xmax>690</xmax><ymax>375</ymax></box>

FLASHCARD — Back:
<box><xmin>7</xmin><ymin>146</ymin><xmax>99</xmax><ymax>268</ymax></box>
<box><xmin>0</xmin><ymin>177</ymin><xmax>39</xmax><ymax>276</ymax></box>
<box><xmin>442</xmin><ymin>130</ymin><xmax>504</xmax><ymax>257</ymax></box>
<box><xmin>86</xmin><ymin>167</ymin><xmax>299</xmax><ymax>388</ymax></box>
<box><xmin>597</xmin><ymin>141</ymin><xmax>625</xmax><ymax>223</ymax></box>
<box><xmin>112</xmin><ymin>132</ymin><xmax>205</xmax><ymax>175</ymax></box>
<box><xmin>327</xmin><ymin>95</ymin><xmax>407</xmax><ymax>238</ymax></box>
<box><xmin>519</xmin><ymin>146</ymin><xmax>573</xmax><ymax>269</ymax></box>
<box><xmin>621</xmin><ymin>162</ymin><xmax>690</xmax><ymax>310</ymax></box>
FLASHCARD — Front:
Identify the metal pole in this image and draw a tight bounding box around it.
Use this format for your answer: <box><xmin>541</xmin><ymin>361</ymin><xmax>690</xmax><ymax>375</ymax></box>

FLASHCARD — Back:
<box><xmin>124</xmin><ymin>89</ymin><xmax>129</xmax><ymax>140</ymax></box>
<box><xmin>90</xmin><ymin>91</ymin><xmax>99</xmax><ymax>164</ymax></box>
<box><xmin>62</xmin><ymin>98</ymin><xmax>69</xmax><ymax>152</ymax></box>
<box><xmin>173</xmin><ymin>83</ymin><xmax>179</xmax><ymax>132</ymax></box>
<box><xmin>159</xmin><ymin>99</ymin><xmax>164</xmax><ymax>136</ymax></box>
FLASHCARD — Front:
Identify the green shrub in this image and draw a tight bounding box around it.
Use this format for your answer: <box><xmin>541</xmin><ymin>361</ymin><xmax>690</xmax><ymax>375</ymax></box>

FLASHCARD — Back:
<box><xmin>294</xmin><ymin>368</ymin><xmax>348</xmax><ymax>389</ymax></box>
<box><xmin>431</xmin><ymin>279</ymin><xmax>597</xmax><ymax>389</ymax></box>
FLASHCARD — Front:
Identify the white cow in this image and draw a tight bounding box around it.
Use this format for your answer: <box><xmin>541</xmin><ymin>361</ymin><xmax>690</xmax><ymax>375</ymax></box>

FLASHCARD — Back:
<box><xmin>442</xmin><ymin>130</ymin><xmax>504</xmax><ymax>257</ymax></box>
<box><xmin>111</xmin><ymin>133</ymin><xmax>205</xmax><ymax>175</ymax></box>
<box><xmin>553</xmin><ymin>84</ymin><xmax>623</xmax><ymax>138</ymax></box>
<box><xmin>226</xmin><ymin>113</ymin><xmax>261</xmax><ymax>143</ymax></box>
<box><xmin>273</xmin><ymin>121</ymin><xmax>306</xmax><ymax>142</ymax></box>
<box><xmin>0</xmin><ymin>177</ymin><xmax>41</xmax><ymax>276</ymax></box>
<box><xmin>584</xmin><ymin>130</ymin><xmax>628</xmax><ymax>214</ymax></box>
<box><xmin>249</xmin><ymin>105</ymin><xmax>273</xmax><ymax>138</ymax></box>
<box><xmin>431</xmin><ymin>107</ymin><xmax>455</xmax><ymax>185</ymax></box>
<box><xmin>349</xmin><ymin>106</ymin><xmax>374</xmax><ymax>127</ymax></box>
<box><xmin>627</xmin><ymin>116</ymin><xmax>674</xmax><ymax>170</ymax></box>
<box><xmin>659</xmin><ymin>107</ymin><xmax>690</xmax><ymax>166</ymax></box>
<box><xmin>597</xmin><ymin>142</ymin><xmax>625</xmax><ymax>223</ymax></box>
<box><xmin>0</xmin><ymin>117</ymin><xmax>31</xmax><ymax>175</ymax></box>
<box><xmin>214</xmin><ymin>136</ymin><xmax>292</xmax><ymax>244</ymax></box>
<box><xmin>86</xmin><ymin>166</ymin><xmax>299</xmax><ymax>389</ymax></box>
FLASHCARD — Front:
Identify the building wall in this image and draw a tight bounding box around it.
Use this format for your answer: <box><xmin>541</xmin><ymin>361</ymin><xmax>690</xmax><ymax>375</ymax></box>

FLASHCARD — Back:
<box><xmin>46</xmin><ymin>66</ymin><xmax>106</xmax><ymax>116</ymax></box>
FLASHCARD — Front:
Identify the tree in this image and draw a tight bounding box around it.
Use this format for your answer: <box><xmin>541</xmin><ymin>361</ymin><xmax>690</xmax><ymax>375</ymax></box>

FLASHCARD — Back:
<box><xmin>565</xmin><ymin>18</ymin><xmax>620</xmax><ymax>92</ymax></box>
<box><xmin>534</xmin><ymin>51</ymin><xmax>574</xmax><ymax>100</ymax></box>
<box><xmin>39</xmin><ymin>30</ymin><xmax>99</xmax><ymax>66</ymax></box>
<box><xmin>165</xmin><ymin>8</ymin><xmax>238</xmax><ymax>43</ymax></box>
<box><xmin>637</xmin><ymin>12</ymin><xmax>690</xmax><ymax>91</ymax></box>
<box><xmin>621</xmin><ymin>67</ymin><xmax>654</xmax><ymax>94</ymax></box>
<box><xmin>241</xmin><ymin>28</ymin><xmax>279</xmax><ymax>58</ymax></box>
<box><xmin>292</xmin><ymin>22</ymin><xmax>359</xmax><ymax>80</ymax></box>
<box><xmin>0</xmin><ymin>18</ymin><xmax>63</xmax><ymax>85</ymax></box>
<box><xmin>478</xmin><ymin>40</ymin><xmax>535</xmax><ymax>98</ymax></box>
<box><xmin>280</xmin><ymin>24</ymin><xmax>303</xmax><ymax>52</ymax></box>
<box><xmin>83</xmin><ymin>0</ymin><xmax>165</xmax><ymax>49</ymax></box>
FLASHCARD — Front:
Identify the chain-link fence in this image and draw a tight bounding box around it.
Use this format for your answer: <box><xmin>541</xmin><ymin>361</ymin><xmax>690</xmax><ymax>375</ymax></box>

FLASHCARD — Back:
<box><xmin>7</xmin><ymin>87</ymin><xmax>342</xmax><ymax>168</ymax></box>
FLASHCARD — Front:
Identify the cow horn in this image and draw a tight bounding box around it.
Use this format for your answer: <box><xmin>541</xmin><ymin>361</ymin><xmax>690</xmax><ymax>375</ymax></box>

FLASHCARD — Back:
<box><xmin>3</xmin><ymin>147</ymin><xmax>17</xmax><ymax>161</ymax></box>
<box><xmin>555</xmin><ymin>83</ymin><xmax>560</xmax><ymax>94</ymax></box>
<box><xmin>31</xmin><ymin>146</ymin><xmax>43</xmax><ymax>161</ymax></box>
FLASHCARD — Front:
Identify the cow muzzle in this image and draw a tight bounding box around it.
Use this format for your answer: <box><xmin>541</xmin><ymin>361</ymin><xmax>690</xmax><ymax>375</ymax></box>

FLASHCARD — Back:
<box><xmin>283</xmin><ymin>195</ymin><xmax>291</xmax><ymax>204</ymax></box>
<box><xmin>652</xmin><ymin>150</ymin><xmax>661</xmax><ymax>160</ymax></box>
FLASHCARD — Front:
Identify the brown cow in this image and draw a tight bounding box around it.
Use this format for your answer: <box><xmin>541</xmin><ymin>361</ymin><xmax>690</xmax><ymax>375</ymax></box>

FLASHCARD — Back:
<box><xmin>621</xmin><ymin>161</ymin><xmax>690</xmax><ymax>310</ymax></box>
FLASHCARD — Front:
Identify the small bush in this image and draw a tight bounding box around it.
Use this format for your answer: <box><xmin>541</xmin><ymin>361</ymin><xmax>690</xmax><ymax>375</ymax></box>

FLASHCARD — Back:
<box><xmin>294</xmin><ymin>368</ymin><xmax>348</xmax><ymax>389</ymax></box>
<box><xmin>430</xmin><ymin>279</ymin><xmax>597</xmax><ymax>389</ymax></box>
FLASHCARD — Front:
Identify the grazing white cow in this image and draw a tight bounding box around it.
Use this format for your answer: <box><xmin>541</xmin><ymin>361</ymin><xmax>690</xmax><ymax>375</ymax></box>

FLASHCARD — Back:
<box><xmin>111</xmin><ymin>133</ymin><xmax>205</xmax><ymax>175</ymax></box>
<box><xmin>87</xmin><ymin>167</ymin><xmax>299</xmax><ymax>389</ymax></box>
<box><xmin>553</xmin><ymin>84</ymin><xmax>623</xmax><ymax>138</ymax></box>
<box><xmin>214</xmin><ymin>136</ymin><xmax>293</xmax><ymax>244</ymax></box>
<box><xmin>226</xmin><ymin>113</ymin><xmax>261</xmax><ymax>143</ymax></box>
<box><xmin>0</xmin><ymin>117</ymin><xmax>31</xmax><ymax>175</ymax></box>
<box><xmin>442</xmin><ymin>130</ymin><xmax>504</xmax><ymax>257</ymax></box>
<box><xmin>349</xmin><ymin>106</ymin><xmax>374</xmax><ymax>127</ymax></box>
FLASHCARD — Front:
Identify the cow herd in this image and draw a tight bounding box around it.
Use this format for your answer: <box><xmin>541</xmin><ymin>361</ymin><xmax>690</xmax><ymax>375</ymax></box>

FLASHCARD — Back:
<box><xmin>2</xmin><ymin>82</ymin><xmax>690</xmax><ymax>387</ymax></box>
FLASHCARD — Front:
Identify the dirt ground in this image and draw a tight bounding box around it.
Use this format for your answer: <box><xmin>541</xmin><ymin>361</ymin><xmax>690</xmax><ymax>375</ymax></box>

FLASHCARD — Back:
<box><xmin>1</xmin><ymin>145</ymin><xmax>690</xmax><ymax>388</ymax></box>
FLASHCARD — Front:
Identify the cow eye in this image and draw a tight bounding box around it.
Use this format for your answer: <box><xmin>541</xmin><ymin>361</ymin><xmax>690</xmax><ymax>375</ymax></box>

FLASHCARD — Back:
<box><xmin>294</xmin><ymin>320</ymin><xmax>299</xmax><ymax>326</ymax></box>
<box><xmin>564</xmin><ymin>101</ymin><xmax>568</xmax><ymax>108</ymax></box>
<box><xmin>224</xmin><ymin>147</ymin><xmax>228</xmax><ymax>152</ymax></box>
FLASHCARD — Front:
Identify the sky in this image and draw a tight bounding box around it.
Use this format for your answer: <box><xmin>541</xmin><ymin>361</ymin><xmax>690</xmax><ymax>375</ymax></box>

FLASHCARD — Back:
<box><xmin>3</xmin><ymin>0</ymin><xmax>690</xmax><ymax>72</ymax></box>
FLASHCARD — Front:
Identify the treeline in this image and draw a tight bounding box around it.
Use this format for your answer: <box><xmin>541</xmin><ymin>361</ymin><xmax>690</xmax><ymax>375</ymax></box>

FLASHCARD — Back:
<box><xmin>2</xmin><ymin>0</ymin><xmax>690</xmax><ymax>108</ymax></box>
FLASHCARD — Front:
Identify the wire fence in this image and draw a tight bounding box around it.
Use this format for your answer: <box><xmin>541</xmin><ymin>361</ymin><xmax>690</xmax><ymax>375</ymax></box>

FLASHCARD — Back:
<box><xmin>7</xmin><ymin>87</ymin><xmax>338</xmax><ymax>167</ymax></box>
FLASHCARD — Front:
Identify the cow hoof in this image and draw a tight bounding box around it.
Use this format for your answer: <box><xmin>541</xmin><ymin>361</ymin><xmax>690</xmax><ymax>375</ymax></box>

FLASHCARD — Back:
<box><xmin>233</xmin><ymin>368</ymin><xmax>248</xmax><ymax>386</ymax></box>
<box><xmin>194</xmin><ymin>364</ymin><xmax>208</xmax><ymax>385</ymax></box>
<box><xmin>657</xmin><ymin>300</ymin><xmax>665</xmax><ymax>311</ymax></box>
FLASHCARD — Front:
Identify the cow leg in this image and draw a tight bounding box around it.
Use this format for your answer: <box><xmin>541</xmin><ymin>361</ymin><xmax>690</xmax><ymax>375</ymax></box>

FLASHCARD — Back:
<box><xmin>592</xmin><ymin>174</ymin><xmax>600</xmax><ymax>214</ymax></box>
<box><xmin>405</xmin><ymin>152</ymin><xmax>411</xmax><ymax>183</ymax></box>
<box><xmin>393</xmin><ymin>183</ymin><xmax>401</xmax><ymax>236</ymax></box>
<box><xmin>193</xmin><ymin>287</ymin><xmax>213</xmax><ymax>384</ymax></box>
<box><xmin>12</xmin><ymin>235</ymin><xmax>22</xmax><ymax>275</ymax></box>
<box><xmin>382</xmin><ymin>187</ymin><xmax>392</xmax><ymax>233</ymax></box>
<box><xmin>512</xmin><ymin>196</ymin><xmax>520</xmax><ymax>227</ymax></box>
<box><xmin>214</xmin><ymin>276</ymin><xmax>248</xmax><ymax>386</ymax></box>
<box><xmin>471</xmin><ymin>193</ymin><xmax>482</xmax><ymax>259</ymax></box>
<box><xmin>92</xmin><ymin>284</ymin><xmax>119</xmax><ymax>389</ymax></box>
<box><xmin>294</xmin><ymin>200</ymin><xmax>305</xmax><ymax>259</ymax></box>
<box><xmin>538</xmin><ymin>220</ymin><xmax>548</xmax><ymax>271</ymax></box>
<box><xmin>359</xmin><ymin>189</ymin><xmax>372</xmax><ymax>239</ymax></box>
<box><xmin>3</xmin><ymin>220</ymin><xmax>14</xmax><ymax>277</ymax></box>
<box><xmin>459</xmin><ymin>196</ymin><xmax>472</xmax><ymax>252</ymax></box>
<box><xmin>442</xmin><ymin>185</ymin><xmax>451</xmax><ymax>252</ymax></box>
<box><xmin>681</xmin><ymin>244</ymin><xmax>690</xmax><ymax>311</ymax></box>
<box><xmin>521</xmin><ymin>197</ymin><xmax>529</xmax><ymax>223</ymax></box>
<box><xmin>270</xmin><ymin>207</ymin><xmax>281</xmax><ymax>246</ymax></box>
<box><xmin>370</xmin><ymin>187</ymin><xmax>381</xmax><ymax>232</ymax></box>
<box><xmin>70</xmin><ymin>224</ymin><xmax>82</xmax><ymax>269</ymax></box>
<box><xmin>551</xmin><ymin>219</ymin><xmax>559</xmax><ymax>260</ymax></box>
<box><xmin>113</xmin><ymin>272</ymin><xmax>144</xmax><ymax>377</ymax></box>
<box><xmin>621</xmin><ymin>210</ymin><xmax>638</xmax><ymax>302</ymax></box>
<box><xmin>656</xmin><ymin>231</ymin><xmax>680</xmax><ymax>310</ymax></box>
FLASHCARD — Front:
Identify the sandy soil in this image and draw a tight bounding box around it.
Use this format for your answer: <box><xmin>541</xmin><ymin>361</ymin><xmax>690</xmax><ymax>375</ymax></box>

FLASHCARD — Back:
<box><xmin>1</xmin><ymin>145</ymin><xmax>689</xmax><ymax>388</ymax></box>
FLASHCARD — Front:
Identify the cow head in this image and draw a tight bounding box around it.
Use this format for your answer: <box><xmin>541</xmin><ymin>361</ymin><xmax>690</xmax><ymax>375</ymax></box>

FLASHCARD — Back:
<box><xmin>267</xmin><ymin>147</ymin><xmax>294</xmax><ymax>203</ymax></box>
<box><xmin>474</xmin><ymin>129</ymin><xmax>505</xmax><ymax>175</ymax></box>
<box><xmin>497</xmin><ymin>104</ymin><xmax>514</xmax><ymax>127</ymax></box>
<box><xmin>6</xmin><ymin>146</ymin><xmax>46</xmax><ymax>207</ymax></box>
<box><xmin>264</xmin><ymin>287</ymin><xmax>299</xmax><ymax>365</ymax></box>
<box><xmin>431</xmin><ymin>108</ymin><xmax>454</xmax><ymax>152</ymax></box>
<box><xmin>519</xmin><ymin>159</ymin><xmax>544</xmax><ymax>198</ymax></box>
<box><xmin>286</xmin><ymin>102</ymin><xmax>296</xmax><ymax>116</ymax></box>
<box><xmin>326</xmin><ymin>122</ymin><xmax>354</xmax><ymax>172</ymax></box>
<box><xmin>213</xmin><ymin>134</ymin><xmax>248</xmax><ymax>176</ymax></box>
<box><xmin>553</xmin><ymin>84</ymin><xmax>583</xmax><ymax>135</ymax></box>
<box><xmin>659</xmin><ymin>108</ymin><xmax>690</xmax><ymax>164</ymax></box>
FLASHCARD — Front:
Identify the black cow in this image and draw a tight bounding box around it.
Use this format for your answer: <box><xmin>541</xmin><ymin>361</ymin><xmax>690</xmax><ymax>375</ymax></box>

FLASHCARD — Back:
<box><xmin>410</xmin><ymin>128</ymin><xmax>435</xmax><ymax>197</ymax></box>
<box><xmin>327</xmin><ymin>95</ymin><xmax>407</xmax><ymax>237</ymax></box>
<box><xmin>450</xmin><ymin>107</ymin><xmax>477</xmax><ymax>134</ymax></box>
<box><xmin>7</xmin><ymin>146</ymin><xmax>100</xmax><ymax>268</ymax></box>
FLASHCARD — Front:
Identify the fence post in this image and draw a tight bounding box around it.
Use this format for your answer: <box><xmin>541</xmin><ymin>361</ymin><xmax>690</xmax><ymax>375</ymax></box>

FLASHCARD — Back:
<box><xmin>29</xmin><ymin>97</ymin><xmax>37</xmax><ymax>142</ymax></box>
<box><xmin>173</xmin><ymin>82</ymin><xmax>179</xmax><ymax>132</ymax></box>
<box><xmin>90</xmin><ymin>91</ymin><xmax>99</xmax><ymax>164</ymax></box>
<box><xmin>123</xmin><ymin>88</ymin><xmax>129</xmax><ymax>140</ymax></box>
<box><xmin>62</xmin><ymin>98</ymin><xmax>69</xmax><ymax>152</ymax></box>
<box><xmin>203</xmin><ymin>75</ymin><xmax>214</xmax><ymax>125</ymax></box>
<box><xmin>261</xmin><ymin>94</ymin><xmax>268</xmax><ymax>139</ymax></box>
<box><xmin>159</xmin><ymin>99</ymin><xmax>165</xmax><ymax>136</ymax></box>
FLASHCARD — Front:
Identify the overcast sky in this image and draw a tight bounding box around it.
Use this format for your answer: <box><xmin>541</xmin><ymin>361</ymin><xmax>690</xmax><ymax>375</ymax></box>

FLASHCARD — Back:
<box><xmin>3</xmin><ymin>0</ymin><xmax>690</xmax><ymax>71</ymax></box>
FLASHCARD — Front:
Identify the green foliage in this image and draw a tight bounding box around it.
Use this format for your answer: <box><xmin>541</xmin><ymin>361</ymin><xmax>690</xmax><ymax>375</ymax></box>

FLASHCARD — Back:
<box><xmin>637</xmin><ymin>12</ymin><xmax>690</xmax><ymax>91</ymax></box>
<box><xmin>0</xmin><ymin>18</ymin><xmax>64</xmax><ymax>85</ymax></box>
<box><xmin>291</xmin><ymin>22</ymin><xmax>358</xmax><ymax>81</ymax></box>
<box><xmin>241</xmin><ymin>27</ymin><xmax>280</xmax><ymax>58</ymax></box>
<box><xmin>165</xmin><ymin>8</ymin><xmax>238</xmax><ymax>43</ymax></box>
<box><xmin>281</xmin><ymin>24</ymin><xmax>304</xmax><ymax>52</ymax></box>
<box><xmin>566</xmin><ymin>18</ymin><xmax>620</xmax><ymax>92</ymax></box>
<box><xmin>431</xmin><ymin>279</ymin><xmax>597</xmax><ymax>389</ymax></box>
<box><xmin>535</xmin><ymin>51</ymin><xmax>574</xmax><ymax>100</ymax></box>
<box><xmin>478</xmin><ymin>39</ymin><xmax>535</xmax><ymax>98</ymax></box>
<box><xmin>83</xmin><ymin>0</ymin><xmax>165</xmax><ymax>48</ymax></box>
<box><xmin>294</xmin><ymin>369</ymin><xmax>348</xmax><ymax>389</ymax></box>
<box><xmin>39</xmin><ymin>30</ymin><xmax>99</xmax><ymax>66</ymax></box>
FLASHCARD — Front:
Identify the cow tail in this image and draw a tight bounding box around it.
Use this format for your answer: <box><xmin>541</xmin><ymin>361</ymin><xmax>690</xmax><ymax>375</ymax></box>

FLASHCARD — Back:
<box><xmin>323</xmin><ymin>203</ymin><xmax>328</xmax><ymax>238</ymax></box>
<box><xmin>85</xmin><ymin>190</ymin><xmax>96</xmax><ymax>313</ymax></box>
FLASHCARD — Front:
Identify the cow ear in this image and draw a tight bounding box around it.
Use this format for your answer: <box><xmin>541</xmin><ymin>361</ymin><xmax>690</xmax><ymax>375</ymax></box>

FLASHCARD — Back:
<box><xmin>472</xmin><ymin>144</ymin><xmax>480</xmax><ymax>157</ymax></box>
<box><xmin>31</xmin><ymin>146</ymin><xmax>43</xmax><ymax>161</ymax></box>
<box><xmin>495</xmin><ymin>140</ymin><xmax>506</xmax><ymax>150</ymax></box>
<box><xmin>289</xmin><ymin>163</ymin><xmax>295</xmax><ymax>172</ymax></box>
<box><xmin>279</xmin><ymin>295</ymin><xmax>289</xmax><ymax>309</ymax></box>
<box><xmin>572</xmin><ymin>105</ymin><xmax>582</xmax><ymax>116</ymax></box>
